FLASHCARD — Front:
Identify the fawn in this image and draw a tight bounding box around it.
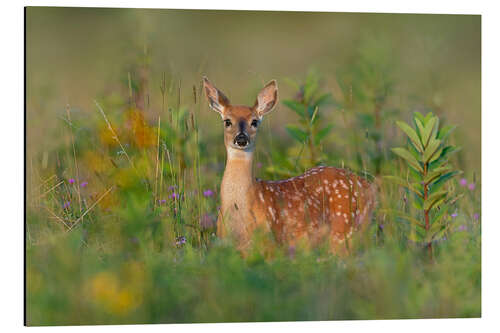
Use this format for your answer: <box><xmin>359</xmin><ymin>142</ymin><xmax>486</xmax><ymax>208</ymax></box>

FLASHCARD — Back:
<box><xmin>203</xmin><ymin>76</ymin><xmax>376</xmax><ymax>253</ymax></box>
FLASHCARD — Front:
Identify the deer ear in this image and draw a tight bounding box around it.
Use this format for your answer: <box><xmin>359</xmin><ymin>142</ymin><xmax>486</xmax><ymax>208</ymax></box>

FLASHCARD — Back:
<box><xmin>255</xmin><ymin>80</ymin><xmax>278</xmax><ymax>118</ymax></box>
<box><xmin>203</xmin><ymin>76</ymin><xmax>230</xmax><ymax>115</ymax></box>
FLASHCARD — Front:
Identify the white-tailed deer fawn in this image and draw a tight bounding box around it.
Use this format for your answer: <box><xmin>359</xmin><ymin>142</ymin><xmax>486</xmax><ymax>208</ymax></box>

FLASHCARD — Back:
<box><xmin>203</xmin><ymin>76</ymin><xmax>376</xmax><ymax>253</ymax></box>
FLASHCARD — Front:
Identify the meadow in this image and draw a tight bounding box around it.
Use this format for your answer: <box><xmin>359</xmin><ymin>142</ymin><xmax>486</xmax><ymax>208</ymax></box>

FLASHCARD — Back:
<box><xmin>25</xmin><ymin>8</ymin><xmax>481</xmax><ymax>325</ymax></box>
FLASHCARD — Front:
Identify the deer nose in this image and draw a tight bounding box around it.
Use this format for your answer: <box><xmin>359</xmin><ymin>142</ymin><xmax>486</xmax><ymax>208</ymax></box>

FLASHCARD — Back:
<box><xmin>234</xmin><ymin>133</ymin><xmax>249</xmax><ymax>147</ymax></box>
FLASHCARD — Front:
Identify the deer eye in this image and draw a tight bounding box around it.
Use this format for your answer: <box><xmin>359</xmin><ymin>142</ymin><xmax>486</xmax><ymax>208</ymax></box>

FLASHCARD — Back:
<box><xmin>251</xmin><ymin>119</ymin><xmax>259</xmax><ymax>128</ymax></box>
<box><xmin>224</xmin><ymin>119</ymin><xmax>232</xmax><ymax>128</ymax></box>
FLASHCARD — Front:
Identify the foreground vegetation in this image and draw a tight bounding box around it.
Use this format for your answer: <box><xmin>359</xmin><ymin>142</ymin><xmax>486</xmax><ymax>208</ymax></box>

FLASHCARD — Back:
<box><xmin>26</xmin><ymin>8</ymin><xmax>480</xmax><ymax>325</ymax></box>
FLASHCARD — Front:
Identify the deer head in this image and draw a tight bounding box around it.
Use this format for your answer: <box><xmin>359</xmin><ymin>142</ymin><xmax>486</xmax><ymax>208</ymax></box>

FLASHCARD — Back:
<box><xmin>203</xmin><ymin>76</ymin><xmax>278</xmax><ymax>155</ymax></box>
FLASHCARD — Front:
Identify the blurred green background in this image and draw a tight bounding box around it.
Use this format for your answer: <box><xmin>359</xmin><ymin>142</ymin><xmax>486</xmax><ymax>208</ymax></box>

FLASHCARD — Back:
<box><xmin>26</xmin><ymin>7</ymin><xmax>481</xmax><ymax>325</ymax></box>
<box><xmin>27</xmin><ymin>8</ymin><xmax>480</xmax><ymax>167</ymax></box>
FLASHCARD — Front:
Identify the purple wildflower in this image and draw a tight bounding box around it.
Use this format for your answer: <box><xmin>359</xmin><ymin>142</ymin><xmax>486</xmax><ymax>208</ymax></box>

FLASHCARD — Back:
<box><xmin>168</xmin><ymin>185</ymin><xmax>177</xmax><ymax>191</ymax></box>
<box><xmin>203</xmin><ymin>189</ymin><xmax>214</xmax><ymax>198</ymax></box>
<box><xmin>170</xmin><ymin>192</ymin><xmax>178</xmax><ymax>200</ymax></box>
<box><xmin>68</xmin><ymin>178</ymin><xmax>75</xmax><ymax>184</ymax></box>
<box><xmin>257</xmin><ymin>162</ymin><xmax>262</xmax><ymax>169</ymax></box>
<box><xmin>63</xmin><ymin>201</ymin><xmax>71</xmax><ymax>209</ymax></box>
<box><xmin>80</xmin><ymin>181</ymin><xmax>88</xmax><ymax>188</ymax></box>
<box><xmin>459</xmin><ymin>178</ymin><xmax>467</xmax><ymax>187</ymax></box>
<box><xmin>474</xmin><ymin>213</ymin><xmax>479</xmax><ymax>220</ymax></box>
<box><xmin>458</xmin><ymin>225</ymin><xmax>467</xmax><ymax>232</ymax></box>
<box><xmin>158</xmin><ymin>199</ymin><xmax>167</xmax><ymax>204</ymax></box>
<box><xmin>451</xmin><ymin>213</ymin><xmax>458</xmax><ymax>218</ymax></box>
<box><xmin>468</xmin><ymin>183</ymin><xmax>476</xmax><ymax>191</ymax></box>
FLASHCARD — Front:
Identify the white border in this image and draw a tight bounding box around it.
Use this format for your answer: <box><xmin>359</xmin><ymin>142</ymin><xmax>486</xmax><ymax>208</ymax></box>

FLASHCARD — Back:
<box><xmin>3</xmin><ymin>0</ymin><xmax>499</xmax><ymax>332</ymax></box>
<box><xmin>18</xmin><ymin>0</ymin><xmax>485</xmax><ymax>14</ymax></box>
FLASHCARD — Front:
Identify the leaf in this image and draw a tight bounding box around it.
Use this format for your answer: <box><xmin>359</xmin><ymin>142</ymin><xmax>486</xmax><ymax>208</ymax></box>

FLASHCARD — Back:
<box><xmin>430</xmin><ymin>170</ymin><xmax>462</xmax><ymax>190</ymax></box>
<box><xmin>314</xmin><ymin>93</ymin><xmax>331</xmax><ymax>106</ymax></box>
<box><xmin>304</xmin><ymin>72</ymin><xmax>319</xmax><ymax>103</ymax></box>
<box><xmin>396</xmin><ymin>121</ymin><xmax>424</xmax><ymax>153</ymax></box>
<box><xmin>429</xmin><ymin>216</ymin><xmax>445</xmax><ymax>234</ymax></box>
<box><xmin>421</xmin><ymin>116</ymin><xmax>438</xmax><ymax>148</ymax></box>
<box><xmin>429</xmin><ymin>196</ymin><xmax>446</xmax><ymax>212</ymax></box>
<box><xmin>415</xmin><ymin>119</ymin><xmax>425</xmax><ymax>141</ymax></box>
<box><xmin>423</xmin><ymin>166</ymin><xmax>452</xmax><ymax>184</ymax></box>
<box><xmin>412</xmin><ymin>200</ymin><xmax>423</xmax><ymax>210</ymax></box>
<box><xmin>431</xmin><ymin>203</ymin><xmax>450</xmax><ymax>225</ymax></box>
<box><xmin>438</xmin><ymin>124</ymin><xmax>456</xmax><ymax>141</ymax></box>
<box><xmin>425</xmin><ymin>223</ymin><xmax>451</xmax><ymax>243</ymax></box>
<box><xmin>428</xmin><ymin>147</ymin><xmax>444</xmax><ymax>164</ymax></box>
<box><xmin>283</xmin><ymin>100</ymin><xmax>306</xmax><ymax>118</ymax></box>
<box><xmin>306</xmin><ymin>106</ymin><xmax>316</xmax><ymax>118</ymax></box>
<box><xmin>424</xmin><ymin>190</ymin><xmax>448</xmax><ymax>210</ymax></box>
<box><xmin>285</xmin><ymin>124</ymin><xmax>308</xmax><ymax>143</ymax></box>
<box><xmin>440</xmin><ymin>145</ymin><xmax>461</xmax><ymax>159</ymax></box>
<box><xmin>383</xmin><ymin>175</ymin><xmax>424</xmax><ymax>198</ymax></box>
<box><xmin>422</xmin><ymin>138</ymin><xmax>442</xmax><ymax>163</ymax></box>
<box><xmin>391</xmin><ymin>147</ymin><xmax>424</xmax><ymax>173</ymax></box>
<box><xmin>423</xmin><ymin>112</ymin><xmax>434</xmax><ymax>125</ymax></box>
<box><xmin>429</xmin><ymin>146</ymin><xmax>461</xmax><ymax>167</ymax></box>
<box><xmin>314</xmin><ymin>124</ymin><xmax>333</xmax><ymax>144</ymax></box>
<box><xmin>413</xmin><ymin>111</ymin><xmax>425</xmax><ymax>126</ymax></box>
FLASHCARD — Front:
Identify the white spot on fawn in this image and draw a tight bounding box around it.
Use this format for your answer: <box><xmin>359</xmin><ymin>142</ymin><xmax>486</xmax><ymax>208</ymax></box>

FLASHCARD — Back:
<box><xmin>268</xmin><ymin>206</ymin><xmax>275</xmax><ymax>220</ymax></box>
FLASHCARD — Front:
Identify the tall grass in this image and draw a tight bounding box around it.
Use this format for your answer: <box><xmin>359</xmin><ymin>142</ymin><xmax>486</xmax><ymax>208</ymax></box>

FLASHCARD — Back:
<box><xmin>26</xmin><ymin>64</ymin><xmax>480</xmax><ymax>325</ymax></box>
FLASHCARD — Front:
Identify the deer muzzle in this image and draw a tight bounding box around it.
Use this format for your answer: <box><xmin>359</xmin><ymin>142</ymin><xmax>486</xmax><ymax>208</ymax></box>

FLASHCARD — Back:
<box><xmin>234</xmin><ymin>133</ymin><xmax>250</xmax><ymax>147</ymax></box>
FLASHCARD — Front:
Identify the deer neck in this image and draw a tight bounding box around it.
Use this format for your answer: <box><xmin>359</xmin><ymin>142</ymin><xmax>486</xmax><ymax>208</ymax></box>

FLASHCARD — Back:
<box><xmin>220</xmin><ymin>147</ymin><xmax>255</xmax><ymax>216</ymax></box>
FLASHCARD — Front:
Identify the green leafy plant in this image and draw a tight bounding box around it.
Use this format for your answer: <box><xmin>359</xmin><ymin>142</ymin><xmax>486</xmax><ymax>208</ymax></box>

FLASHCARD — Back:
<box><xmin>385</xmin><ymin>112</ymin><xmax>461</xmax><ymax>258</ymax></box>
<box><xmin>282</xmin><ymin>69</ymin><xmax>333</xmax><ymax>166</ymax></box>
